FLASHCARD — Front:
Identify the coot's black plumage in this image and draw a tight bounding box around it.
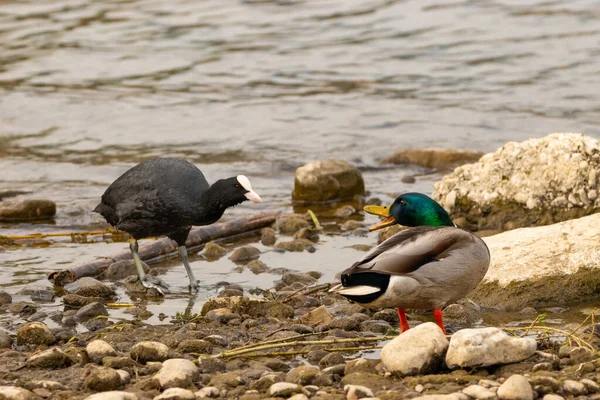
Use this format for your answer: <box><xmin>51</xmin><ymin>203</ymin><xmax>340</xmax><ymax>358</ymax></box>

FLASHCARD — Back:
<box><xmin>94</xmin><ymin>158</ymin><xmax>262</xmax><ymax>294</ymax></box>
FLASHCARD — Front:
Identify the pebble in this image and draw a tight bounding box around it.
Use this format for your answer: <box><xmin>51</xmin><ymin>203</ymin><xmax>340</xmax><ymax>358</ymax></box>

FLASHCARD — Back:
<box><xmin>87</xmin><ymin>340</ymin><xmax>118</xmax><ymax>363</ymax></box>
<box><xmin>116</xmin><ymin>370</ymin><xmax>130</xmax><ymax>385</ymax></box>
<box><xmin>154</xmin><ymin>388</ymin><xmax>195</xmax><ymax>400</ymax></box>
<box><xmin>569</xmin><ymin>346</ymin><xmax>593</xmax><ymax>364</ymax></box>
<box><xmin>381</xmin><ymin>322</ymin><xmax>448</xmax><ymax>376</ymax></box>
<box><xmin>563</xmin><ymin>380</ymin><xmax>587</xmax><ymax>396</ymax></box>
<box><xmin>26</xmin><ymin>348</ymin><xmax>73</xmax><ymax>369</ymax></box>
<box><xmin>130</xmin><ymin>341</ymin><xmax>169</xmax><ymax>364</ymax></box>
<box><xmin>275</xmin><ymin>239</ymin><xmax>315</xmax><ymax>252</ymax></box>
<box><xmin>103</xmin><ymin>357</ymin><xmax>136</xmax><ymax>369</ymax></box>
<box><xmin>24</xmin><ymin>381</ymin><xmax>66</xmax><ymax>391</ymax></box>
<box><xmin>542</xmin><ymin>396</ymin><xmax>564</xmax><ymax>400</ymax></box>
<box><xmin>177</xmin><ymin>339</ymin><xmax>213</xmax><ymax>354</ymax></box>
<box><xmin>341</xmin><ymin>220</ymin><xmax>364</xmax><ymax>231</ymax></box>
<box><xmin>446</xmin><ymin>327</ymin><xmax>536</xmax><ymax>368</ymax></box>
<box><xmin>532</xmin><ymin>362</ymin><xmax>553</xmax><ymax>372</ymax></box>
<box><xmin>246</xmin><ymin>260</ymin><xmax>269</xmax><ymax>274</ymax></box>
<box><xmin>228</xmin><ymin>246</ymin><xmax>261</xmax><ymax>262</ymax></box>
<box><xmin>360</xmin><ymin>319</ymin><xmax>392</xmax><ymax>334</ymax></box>
<box><xmin>62</xmin><ymin>294</ymin><xmax>104</xmax><ymax>307</ymax></box>
<box><xmin>204</xmin><ymin>308</ymin><xmax>237</xmax><ymax>324</ymax></box>
<box><xmin>64</xmin><ymin>277</ymin><xmax>115</xmax><ymax>298</ymax></box>
<box><xmin>286</xmin><ymin>365</ymin><xmax>332</xmax><ymax>386</ymax></box>
<box><xmin>344</xmin><ymin>384</ymin><xmax>374</xmax><ymax>399</ymax></box>
<box><xmin>282</xmin><ymin>272</ymin><xmax>317</xmax><ymax>286</ymax></box>
<box><xmin>345</xmin><ymin>358</ymin><xmax>376</xmax><ymax>376</ymax></box>
<box><xmin>462</xmin><ymin>385</ymin><xmax>495</xmax><ymax>400</ymax></box>
<box><xmin>195</xmin><ymin>387</ymin><xmax>219</xmax><ymax>398</ymax></box>
<box><xmin>328</xmin><ymin>316</ymin><xmax>360</xmax><ymax>331</ymax></box>
<box><xmin>0</xmin><ymin>291</ymin><xmax>12</xmax><ymax>306</ymax></box>
<box><xmin>582</xmin><ymin>378</ymin><xmax>600</xmax><ymax>393</ymax></box>
<box><xmin>16</xmin><ymin>322</ymin><xmax>55</xmax><ymax>346</ymax></box>
<box><xmin>319</xmin><ymin>352</ymin><xmax>345</xmax><ymax>367</ymax></box>
<box><xmin>153</xmin><ymin>358</ymin><xmax>199</xmax><ymax>389</ymax></box>
<box><xmin>85</xmin><ymin>391</ymin><xmax>138</xmax><ymax>400</ymax></box>
<box><xmin>293</xmin><ymin>228</ymin><xmax>319</xmax><ymax>242</ymax></box>
<box><xmin>289</xmin><ymin>394</ymin><xmax>309</xmax><ymax>400</ymax></box>
<box><xmin>268</xmin><ymin>382</ymin><xmax>304</xmax><ymax>397</ymax></box>
<box><xmin>84</xmin><ymin>367</ymin><xmax>123</xmax><ymax>391</ymax></box>
<box><xmin>0</xmin><ymin>386</ymin><xmax>43</xmax><ymax>400</ymax></box>
<box><xmin>277</xmin><ymin>216</ymin><xmax>310</xmax><ymax>234</ymax></box>
<box><xmin>0</xmin><ymin>331</ymin><xmax>13</xmax><ymax>348</ymax></box>
<box><xmin>260</xmin><ymin>228</ymin><xmax>277</xmax><ymax>246</ymax></box>
<box><xmin>203</xmin><ymin>335</ymin><xmax>229</xmax><ymax>347</ymax></box>
<box><xmin>496</xmin><ymin>374</ymin><xmax>533</xmax><ymax>400</ymax></box>
<box><xmin>202</xmin><ymin>242</ymin><xmax>229</xmax><ymax>260</ymax></box>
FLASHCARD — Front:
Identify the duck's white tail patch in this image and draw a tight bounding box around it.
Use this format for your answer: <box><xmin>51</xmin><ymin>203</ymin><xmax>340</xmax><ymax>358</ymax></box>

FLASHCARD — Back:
<box><xmin>237</xmin><ymin>175</ymin><xmax>253</xmax><ymax>191</ymax></box>
<box><xmin>333</xmin><ymin>285</ymin><xmax>380</xmax><ymax>296</ymax></box>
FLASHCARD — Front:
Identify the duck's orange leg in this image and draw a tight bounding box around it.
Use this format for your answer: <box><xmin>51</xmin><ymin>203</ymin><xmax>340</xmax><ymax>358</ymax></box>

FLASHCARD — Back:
<box><xmin>433</xmin><ymin>308</ymin><xmax>447</xmax><ymax>334</ymax></box>
<box><xmin>397</xmin><ymin>308</ymin><xmax>410</xmax><ymax>332</ymax></box>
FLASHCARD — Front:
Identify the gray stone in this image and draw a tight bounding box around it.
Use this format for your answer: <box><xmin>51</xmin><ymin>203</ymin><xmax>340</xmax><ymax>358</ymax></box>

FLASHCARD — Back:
<box><xmin>381</xmin><ymin>322</ymin><xmax>448</xmax><ymax>376</ymax></box>
<box><xmin>446</xmin><ymin>327</ymin><xmax>536</xmax><ymax>368</ymax></box>
<box><xmin>0</xmin><ymin>386</ymin><xmax>42</xmax><ymax>400</ymax></box>
<box><xmin>286</xmin><ymin>365</ymin><xmax>332</xmax><ymax>386</ymax></box>
<box><xmin>269</xmin><ymin>382</ymin><xmax>304</xmax><ymax>397</ymax></box>
<box><xmin>86</xmin><ymin>340</ymin><xmax>117</xmax><ymax>363</ymax></box>
<box><xmin>282</xmin><ymin>272</ymin><xmax>317</xmax><ymax>286</ymax></box>
<box><xmin>103</xmin><ymin>357</ymin><xmax>136</xmax><ymax>369</ymax></box>
<box><xmin>84</xmin><ymin>392</ymin><xmax>138</xmax><ymax>400</ymax></box>
<box><xmin>26</xmin><ymin>348</ymin><xmax>73</xmax><ymax>369</ymax></box>
<box><xmin>0</xmin><ymin>331</ymin><xmax>13</xmax><ymax>348</ymax></box>
<box><xmin>154</xmin><ymin>388</ymin><xmax>195</xmax><ymax>400</ymax></box>
<box><xmin>153</xmin><ymin>358</ymin><xmax>198</xmax><ymax>389</ymax></box>
<box><xmin>75</xmin><ymin>302</ymin><xmax>109</xmax><ymax>322</ymax></box>
<box><xmin>496</xmin><ymin>374</ymin><xmax>533</xmax><ymax>400</ymax></box>
<box><xmin>106</xmin><ymin>260</ymin><xmax>149</xmax><ymax>280</ymax></box>
<box><xmin>64</xmin><ymin>277</ymin><xmax>115</xmax><ymax>298</ymax></box>
<box><xmin>204</xmin><ymin>308</ymin><xmax>237</xmax><ymax>324</ymax></box>
<box><xmin>0</xmin><ymin>199</ymin><xmax>56</xmax><ymax>221</ymax></box>
<box><xmin>84</xmin><ymin>367</ymin><xmax>123</xmax><ymax>391</ymax></box>
<box><xmin>434</xmin><ymin>133</ymin><xmax>600</xmax><ymax>230</ymax></box>
<box><xmin>260</xmin><ymin>228</ymin><xmax>277</xmax><ymax>246</ymax></box>
<box><xmin>16</xmin><ymin>322</ymin><xmax>55</xmax><ymax>346</ymax></box>
<box><xmin>130</xmin><ymin>341</ymin><xmax>169</xmax><ymax>364</ymax></box>
<box><xmin>177</xmin><ymin>339</ymin><xmax>213</xmax><ymax>354</ymax></box>
<box><xmin>292</xmin><ymin>159</ymin><xmax>365</xmax><ymax>203</ymax></box>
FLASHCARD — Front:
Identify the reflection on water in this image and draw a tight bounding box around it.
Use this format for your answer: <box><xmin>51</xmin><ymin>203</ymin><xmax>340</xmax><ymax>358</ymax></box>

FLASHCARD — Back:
<box><xmin>1</xmin><ymin>0</ymin><xmax>600</xmax><ymax>328</ymax></box>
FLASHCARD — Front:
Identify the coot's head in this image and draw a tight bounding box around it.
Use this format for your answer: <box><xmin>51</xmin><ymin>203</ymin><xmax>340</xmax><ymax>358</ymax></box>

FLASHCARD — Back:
<box><xmin>363</xmin><ymin>192</ymin><xmax>453</xmax><ymax>231</ymax></box>
<box><xmin>212</xmin><ymin>175</ymin><xmax>262</xmax><ymax>207</ymax></box>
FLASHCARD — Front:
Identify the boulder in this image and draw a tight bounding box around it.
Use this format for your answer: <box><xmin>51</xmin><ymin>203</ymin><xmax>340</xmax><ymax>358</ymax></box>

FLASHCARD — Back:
<box><xmin>64</xmin><ymin>277</ymin><xmax>115</xmax><ymax>298</ymax></box>
<box><xmin>16</xmin><ymin>322</ymin><xmax>55</xmax><ymax>346</ymax></box>
<box><xmin>446</xmin><ymin>327</ymin><xmax>536</xmax><ymax>369</ymax></box>
<box><xmin>474</xmin><ymin>213</ymin><xmax>600</xmax><ymax>310</ymax></box>
<box><xmin>0</xmin><ymin>199</ymin><xmax>56</xmax><ymax>221</ymax></box>
<box><xmin>434</xmin><ymin>133</ymin><xmax>600</xmax><ymax>231</ymax></box>
<box><xmin>383</xmin><ymin>148</ymin><xmax>483</xmax><ymax>170</ymax></box>
<box><xmin>380</xmin><ymin>322</ymin><xmax>448</xmax><ymax>376</ymax></box>
<box><xmin>292</xmin><ymin>160</ymin><xmax>365</xmax><ymax>203</ymax></box>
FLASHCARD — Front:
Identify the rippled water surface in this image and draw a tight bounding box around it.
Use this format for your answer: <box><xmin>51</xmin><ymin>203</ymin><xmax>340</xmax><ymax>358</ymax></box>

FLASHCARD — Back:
<box><xmin>1</xmin><ymin>0</ymin><xmax>600</xmax><ymax>327</ymax></box>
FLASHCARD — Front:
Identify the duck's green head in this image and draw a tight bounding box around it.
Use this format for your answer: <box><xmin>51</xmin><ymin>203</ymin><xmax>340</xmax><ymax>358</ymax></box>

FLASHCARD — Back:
<box><xmin>364</xmin><ymin>192</ymin><xmax>454</xmax><ymax>231</ymax></box>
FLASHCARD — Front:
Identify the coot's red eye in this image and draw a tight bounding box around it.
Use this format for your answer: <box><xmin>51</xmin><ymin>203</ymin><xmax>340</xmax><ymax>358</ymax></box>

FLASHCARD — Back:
<box><xmin>235</xmin><ymin>184</ymin><xmax>240</xmax><ymax>189</ymax></box>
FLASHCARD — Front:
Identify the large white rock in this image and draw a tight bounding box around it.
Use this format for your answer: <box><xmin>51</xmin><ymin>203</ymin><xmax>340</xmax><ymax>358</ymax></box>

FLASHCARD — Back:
<box><xmin>472</xmin><ymin>213</ymin><xmax>600</xmax><ymax>310</ymax></box>
<box><xmin>497</xmin><ymin>374</ymin><xmax>534</xmax><ymax>400</ymax></box>
<box><xmin>434</xmin><ymin>133</ymin><xmax>600</xmax><ymax>231</ymax></box>
<box><xmin>380</xmin><ymin>322</ymin><xmax>448</xmax><ymax>376</ymax></box>
<box><xmin>446</xmin><ymin>327</ymin><xmax>536</xmax><ymax>369</ymax></box>
<box><xmin>152</xmin><ymin>359</ymin><xmax>198</xmax><ymax>389</ymax></box>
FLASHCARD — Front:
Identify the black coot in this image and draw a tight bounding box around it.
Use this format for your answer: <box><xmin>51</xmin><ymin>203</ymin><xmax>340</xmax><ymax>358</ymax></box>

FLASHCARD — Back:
<box><xmin>94</xmin><ymin>158</ymin><xmax>262</xmax><ymax>294</ymax></box>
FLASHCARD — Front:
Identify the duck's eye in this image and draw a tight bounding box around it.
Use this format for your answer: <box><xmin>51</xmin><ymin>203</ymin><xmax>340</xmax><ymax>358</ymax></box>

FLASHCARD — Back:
<box><xmin>399</xmin><ymin>200</ymin><xmax>406</xmax><ymax>206</ymax></box>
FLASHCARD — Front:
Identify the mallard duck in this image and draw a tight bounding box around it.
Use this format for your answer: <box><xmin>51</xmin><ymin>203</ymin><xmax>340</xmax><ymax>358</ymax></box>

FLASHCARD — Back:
<box><xmin>330</xmin><ymin>192</ymin><xmax>490</xmax><ymax>334</ymax></box>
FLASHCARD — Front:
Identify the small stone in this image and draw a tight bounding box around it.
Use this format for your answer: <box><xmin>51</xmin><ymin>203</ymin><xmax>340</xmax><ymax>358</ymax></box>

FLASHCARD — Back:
<box><xmin>64</xmin><ymin>277</ymin><xmax>115</xmax><ymax>298</ymax></box>
<box><xmin>116</xmin><ymin>370</ymin><xmax>130</xmax><ymax>385</ymax></box>
<box><xmin>198</xmin><ymin>357</ymin><xmax>226</xmax><ymax>374</ymax></box>
<box><xmin>0</xmin><ymin>199</ymin><xmax>56</xmax><ymax>221</ymax></box>
<box><xmin>103</xmin><ymin>357</ymin><xmax>135</xmax><ymax>369</ymax></box>
<box><xmin>520</xmin><ymin>307</ymin><xmax>538</xmax><ymax>315</ymax></box>
<box><xmin>75</xmin><ymin>302</ymin><xmax>109</xmax><ymax>322</ymax></box>
<box><xmin>319</xmin><ymin>352</ymin><xmax>345</xmax><ymax>367</ymax></box>
<box><xmin>195</xmin><ymin>386</ymin><xmax>220</xmax><ymax>398</ymax></box>
<box><xmin>277</xmin><ymin>215</ymin><xmax>310</xmax><ymax>234</ymax></box>
<box><xmin>16</xmin><ymin>322</ymin><xmax>55</xmax><ymax>346</ymax></box>
<box><xmin>203</xmin><ymin>335</ymin><xmax>229</xmax><ymax>347</ymax></box>
<box><xmin>532</xmin><ymin>362</ymin><xmax>553</xmax><ymax>372</ymax></box>
<box><xmin>569</xmin><ymin>346</ymin><xmax>593</xmax><ymax>364</ymax></box>
<box><xmin>153</xmin><ymin>358</ymin><xmax>199</xmax><ymax>389</ymax></box>
<box><xmin>381</xmin><ymin>322</ymin><xmax>448</xmax><ymax>376</ymax></box>
<box><xmin>246</xmin><ymin>260</ymin><xmax>269</xmax><ymax>274</ymax></box>
<box><xmin>542</xmin><ymin>396</ymin><xmax>564</xmax><ymax>400</ymax></box>
<box><xmin>275</xmin><ymin>239</ymin><xmax>316</xmax><ymax>252</ymax></box>
<box><xmin>0</xmin><ymin>291</ymin><xmax>12</xmax><ymax>306</ymax></box>
<box><xmin>204</xmin><ymin>308</ymin><xmax>237</xmax><ymax>323</ymax></box>
<box><xmin>26</xmin><ymin>347</ymin><xmax>73</xmax><ymax>369</ymax></box>
<box><xmin>62</xmin><ymin>294</ymin><xmax>104</xmax><ymax>307</ymax></box>
<box><xmin>260</xmin><ymin>228</ymin><xmax>277</xmax><ymax>246</ymax></box>
<box><xmin>130</xmin><ymin>341</ymin><xmax>169</xmax><ymax>364</ymax></box>
<box><xmin>360</xmin><ymin>320</ymin><xmax>393</xmax><ymax>334</ymax></box>
<box><xmin>87</xmin><ymin>340</ymin><xmax>117</xmax><ymax>363</ymax></box>
<box><xmin>208</xmin><ymin>371</ymin><xmax>243</xmax><ymax>389</ymax></box>
<box><xmin>228</xmin><ymin>246</ymin><xmax>261</xmax><ymax>262</ymax></box>
<box><xmin>177</xmin><ymin>340</ymin><xmax>213</xmax><ymax>354</ymax></box>
<box><xmin>401</xmin><ymin>175</ymin><xmax>416</xmax><ymax>184</ymax></box>
<box><xmin>84</xmin><ymin>391</ymin><xmax>138</xmax><ymax>400</ymax></box>
<box><xmin>293</xmin><ymin>228</ymin><xmax>319</xmax><ymax>243</ymax></box>
<box><xmin>0</xmin><ymin>331</ymin><xmax>14</xmax><ymax>348</ymax></box>
<box><xmin>268</xmin><ymin>382</ymin><xmax>304</xmax><ymax>397</ymax></box>
<box><xmin>282</xmin><ymin>272</ymin><xmax>317</xmax><ymax>286</ymax></box>
<box><xmin>105</xmin><ymin>260</ymin><xmax>150</xmax><ymax>280</ymax></box>
<box><xmin>202</xmin><ymin>242</ymin><xmax>229</xmax><ymax>260</ymax></box>
<box><xmin>581</xmin><ymin>378</ymin><xmax>600</xmax><ymax>393</ymax></box>
<box><xmin>344</xmin><ymin>384</ymin><xmax>373</xmax><ymax>399</ymax></box>
<box><xmin>286</xmin><ymin>365</ymin><xmax>332</xmax><ymax>386</ymax></box>
<box><xmin>23</xmin><ymin>381</ymin><xmax>65</xmax><ymax>391</ymax></box>
<box><xmin>0</xmin><ymin>386</ymin><xmax>42</xmax><ymax>400</ymax></box>
<box><xmin>335</xmin><ymin>206</ymin><xmax>356</xmax><ymax>218</ymax></box>
<box><xmin>292</xmin><ymin>160</ymin><xmax>365</xmax><ymax>203</ymax></box>
<box><xmin>84</xmin><ymin>367</ymin><xmax>123</xmax><ymax>391</ymax></box>
<box><xmin>299</xmin><ymin>305</ymin><xmax>333</xmax><ymax>326</ymax></box>
<box><xmin>288</xmin><ymin>394</ymin><xmax>309</xmax><ymax>400</ymax></box>
<box><xmin>154</xmin><ymin>388</ymin><xmax>195</xmax><ymax>400</ymax></box>
<box><xmin>328</xmin><ymin>316</ymin><xmax>360</xmax><ymax>331</ymax></box>
<box><xmin>446</xmin><ymin>327</ymin><xmax>536</xmax><ymax>368</ymax></box>
<box><xmin>563</xmin><ymin>380</ymin><xmax>587</xmax><ymax>395</ymax></box>
<box><xmin>496</xmin><ymin>374</ymin><xmax>533</xmax><ymax>400</ymax></box>
<box><xmin>344</xmin><ymin>358</ymin><xmax>376</xmax><ymax>376</ymax></box>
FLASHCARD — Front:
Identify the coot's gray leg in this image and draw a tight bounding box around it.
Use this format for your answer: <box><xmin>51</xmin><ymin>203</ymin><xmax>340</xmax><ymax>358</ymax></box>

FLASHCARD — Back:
<box><xmin>178</xmin><ymin>245</ymin><xmax>200</xmax><ymax>291</ymax></box>
<box><xmin>129</xmin><ymin>238</ymin><xmax>170</xmax><ymax>295</ymax></box>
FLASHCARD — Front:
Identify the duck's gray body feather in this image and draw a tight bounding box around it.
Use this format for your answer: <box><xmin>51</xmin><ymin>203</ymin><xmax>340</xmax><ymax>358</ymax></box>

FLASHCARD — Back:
<box><xmin>335</xmin><ymin>226</ymin><xmax>490</xmax><ymax>310</ymax></box>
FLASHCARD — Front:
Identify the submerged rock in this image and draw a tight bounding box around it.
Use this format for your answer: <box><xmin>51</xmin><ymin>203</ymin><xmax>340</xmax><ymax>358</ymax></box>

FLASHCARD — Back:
<box><xmin>74</xmin><ymin>302</ymin><xmax>109</xmax><ymax>322</ymax></box>
<box><xmin>0</xmin><ymin>291</ymin><xmax>12</xmax><ymax>306</ymax></box>
<box><xmin>277</xmin><ymin>215</ymin><xmax>310</xmax><ymax>234</ymax></box>
<box><xmin>202</xmin><ymin>242</ymin><xmax>229</xmax><ymax>260</ymax></box>
<box><xmin>446</xmin><ymin>327</ymin><xmax>536</xmax><ymax>368</ymax></box>
<box><xmin>381</xmin><ymin>322</ymin><xmax>448</xmax><ymax>376</ymax></box>
<box><xmin>434</xmin><ymin>133</ymin><xmax>600</xmax><ymax>231</ymax></box>
<box><xmin>64</xmin><ymin>277</ymin><xmax>115</xmax><ymax>298</ymax></box>
<box><xmin>383</xmin><ymin>148</ymin><xmax>483</xmax><ymax>170</ymax></box>
<box><xmin>0</xmin><ymin>199</ymin><xmax>56</xmax><ymax>221</ymax></box>
<box><xmin>105</xmin><ymin>260</ymin><xmax>150</xmax><ymax>280</ymax></box>
<box><xmin>474</xmin><ymin>213</ymin><xmax>600</xmax><ymax>310</ymax></box>
<box><xmin>260</xmin><ymin>227</ymin><xmax>277</xmax><ymax>246</ymax></box>
<box><xmin>275</xmin><ymin>239</ymin><xmax>316</xmax><ymax>253</ymax></box>
<box><xmin>228</xmin><ymin>246</ymin><xmax>261</xmax><ymax>262</ymax></box>
<box><xmin>292</xmin><ymin>160</ymin><xmax>365</xmax><ymax>203</ymax></box>
<box><xmin>17</xmin><ymin>322</ymin><xmax>55</xmax><ymax>346</ymax></box>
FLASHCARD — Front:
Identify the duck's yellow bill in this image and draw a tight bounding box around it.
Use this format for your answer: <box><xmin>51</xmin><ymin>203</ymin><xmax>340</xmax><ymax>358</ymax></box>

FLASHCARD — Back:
<box><xmin>363</xmin><ymin>205</ymin><xmax>397</xmax><ymax>231</ymax></box>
